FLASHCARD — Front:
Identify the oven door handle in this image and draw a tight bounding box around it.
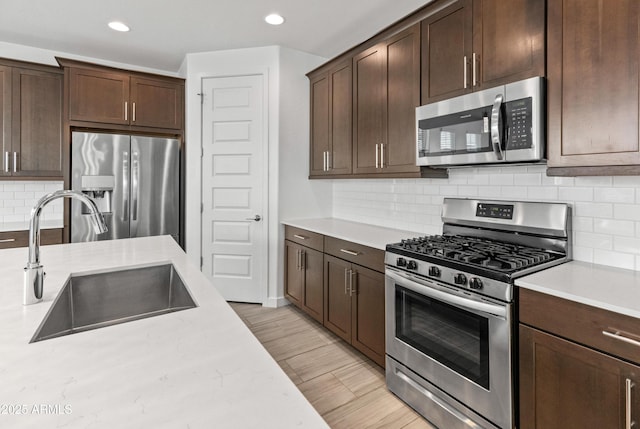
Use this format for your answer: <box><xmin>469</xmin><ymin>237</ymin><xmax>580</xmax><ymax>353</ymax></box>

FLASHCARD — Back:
<box><xmin>386</xmin><ymin>269</ymin><xmax>507</xmax><ymax>319</ymax></box>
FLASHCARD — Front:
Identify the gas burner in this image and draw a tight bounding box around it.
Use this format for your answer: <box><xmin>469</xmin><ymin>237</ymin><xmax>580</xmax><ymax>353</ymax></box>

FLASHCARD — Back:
<box><xmin>391</xmin><ymin>234</ymin><xmax>559</xmax><ymax>274</ymax></box>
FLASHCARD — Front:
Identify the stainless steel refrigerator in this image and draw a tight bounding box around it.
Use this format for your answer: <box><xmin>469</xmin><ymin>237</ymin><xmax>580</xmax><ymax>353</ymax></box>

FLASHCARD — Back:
<box><xmin>71</xmin><ymin>131</ymin><xmax>180</xmax><ymax>243</ymax></box>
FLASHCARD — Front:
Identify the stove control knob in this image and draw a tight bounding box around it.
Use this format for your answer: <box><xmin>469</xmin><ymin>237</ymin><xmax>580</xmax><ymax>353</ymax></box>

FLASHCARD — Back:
<box><xmin>428</xmin><ymin>266</ymin><xmax>441</xmax><ymax>278</ymax></box>
<box><xmin>407</xmin><ymin>260</ymin><xmax>418</xmax><ymax>270</ymax></box>
<box><xmin>454</xmin><ymin>273</ymin><xmax>467</xmax><ymax>285</ymax></box>
<box><xmin>469</xmin><ymin>277</ymin><xmax>483</xmax><ymax>290</ymax></box>
<box><xmin>396</xmin><ymin>257</ymin><xmax>407</xmax><ymax>267</ymax></box>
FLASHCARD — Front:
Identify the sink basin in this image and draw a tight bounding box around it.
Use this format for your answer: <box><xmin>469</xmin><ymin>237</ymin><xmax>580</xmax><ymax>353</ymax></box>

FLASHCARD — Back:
<box><xmin>31</xmin><ymin>264</ymin><xmax>197</xmax><ymax>343</ymax></box>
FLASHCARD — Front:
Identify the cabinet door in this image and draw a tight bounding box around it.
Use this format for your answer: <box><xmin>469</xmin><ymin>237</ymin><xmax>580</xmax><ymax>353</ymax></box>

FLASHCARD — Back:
<box><xmin>473</xmin><ymin>0</ymin><xmax>544</xmax><ymax>90</ymax></box>
<box><xmin>0</xmin><ymin>66</ymin><xmax>10</xmax><ymax>177</ymax></box>
<box><xmin>548</xmin><ymin>0</ymin><xmax>640</xmax><ymax>168</ymax></box>
<box><xmin>351</xmin><ymin>264</ymin><xmax>385</xmax><ymax>367</ymax></box>
<box><xmin>11</xmin><ymin>68</ymin><xmax>63</xmax><ymax>177</ymax></box>
<box><xmin>324</xmin><ymin>254</ymin><xmax>352</xmax><ymax>342</ymax></box>
<box><xmin>384</xmin><ymin>24</ymin><xmax>420</xmax><ymax>174</ymax></box>
<box><xmin>69</xmin><ymin>68</ymin><xmax>129</xmax><ymax>125</ymax></box>
<box><xmin>302</xmin><ymin>247</ymin><xmax>324</xmax><ymax>323</ymax></box>
<box><xmin>421</xmin><ymin>0</ymin><xmax>473</xmax><ymax>103</ymax></box>
<box><xmin>309</xmin><ymin>72</ymin><xmax>330</xmax><ymax>176</ymax></box>
<box><xmin>353</xmin><ymin>43</ymin><xmax>386</xmax><ymax>174</ymax></box>
<box><xmin>328</xmin><ymin>61</ymin><xmax>352</xmax><ymax>175</ymax></box>
<box><xmin>284</xmin><ymin>240</ymin><xmax>304</xmax><ymax>306</ymax></box>
<box><xmin>130</xmin><ymin>77</ymin><xmax>183</xmax><ymax>129</ymax></box>
<box><xmin>520</xmin><ymin>325</ymin><xmax>640</xmax><ymax>429</ymax></box>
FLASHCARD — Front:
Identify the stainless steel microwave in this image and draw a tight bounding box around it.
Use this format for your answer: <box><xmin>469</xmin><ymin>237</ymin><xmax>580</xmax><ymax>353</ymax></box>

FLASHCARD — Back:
<box><xmin>416</xmin><ymin>76</ymin><xmax>544</xmax><ymax>167</ymax></box>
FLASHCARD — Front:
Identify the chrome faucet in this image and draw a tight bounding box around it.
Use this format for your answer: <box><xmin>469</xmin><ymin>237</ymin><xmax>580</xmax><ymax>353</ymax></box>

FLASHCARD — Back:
<box><xmin>24</xmin><ymin>190</ymin><xmax>108</xmax><ymax>305</ymax></box>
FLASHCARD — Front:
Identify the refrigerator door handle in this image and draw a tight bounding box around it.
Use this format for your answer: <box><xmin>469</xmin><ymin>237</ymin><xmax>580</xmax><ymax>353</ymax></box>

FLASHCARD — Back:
<box><xmin>132</xmin><ymin>151</ymin><xmax>139</xmax><ymax>222</ymax></box>
<box><xmin>122</xmin><ymin>151</ymin><xmax>129</xmax><ymax>221</ymax></box>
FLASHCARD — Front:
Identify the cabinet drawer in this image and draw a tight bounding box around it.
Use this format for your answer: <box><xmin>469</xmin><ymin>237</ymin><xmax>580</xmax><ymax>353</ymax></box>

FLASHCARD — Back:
<box><xmin>285</xmin><ymin>226</ymin><xmax>323</xmax><ymax>252</ymax></box>
<box><xmin>0</xmin><ymin>228</ymin><xmax>62</xmax><ymax>249</ymax></box>
<box><xmin>325</xmin><ymin>236</ymin><xmax>384</xmax><ymax>272</ymax></box>
<box><xmin>0</xmin><ymin>230</ymin><xmax>28</xmax><ymax>248</ymax></box>
<box><xmin>519</xmin><ymin>288</ymin><xmax>640</xmax><ymax>366</ymax></box>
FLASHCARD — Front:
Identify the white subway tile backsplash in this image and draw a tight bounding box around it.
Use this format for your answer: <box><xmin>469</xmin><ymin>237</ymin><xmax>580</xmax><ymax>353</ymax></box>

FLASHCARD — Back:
<box><xmin>594</xmin><ymin>187</ymin><xmax>635</xmax><ymax>203</ymax></box>
<box><xmin>0</xmin><ymin>181</ymin><xmax>63</xmax><ymax>226</ymax></box>
<box><xmin>614</xmin><ymin>204</ymin><xmax>640</xmax><ymax>221</ymax></box>
<box><xmin>333</xmin><ymin>166</ymin><xmax>640</xmax><ymax>271</ymax></box>
<box><xmin>559</xmin><ymin>187</ymin><xmax>593</xmax><ymax>202</ymax></box>
<box><xmin>593</xmin><ymin>218</ymin><xmax>635</xmax><ymax>236</ymax></box>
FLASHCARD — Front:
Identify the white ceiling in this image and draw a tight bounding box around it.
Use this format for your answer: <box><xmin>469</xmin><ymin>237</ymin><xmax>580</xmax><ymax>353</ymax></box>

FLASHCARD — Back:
<box><xmin>0</xmin><ymin>0</ymin><xmax>431</xmax><ymax>72</ymax></box>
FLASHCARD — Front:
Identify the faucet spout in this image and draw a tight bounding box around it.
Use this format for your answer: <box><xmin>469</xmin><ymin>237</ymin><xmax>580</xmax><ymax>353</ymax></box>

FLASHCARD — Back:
<box><xmin>24</xmin><ymin>190</ymin><xmax>108</xmax><ymax>305</ymax></box>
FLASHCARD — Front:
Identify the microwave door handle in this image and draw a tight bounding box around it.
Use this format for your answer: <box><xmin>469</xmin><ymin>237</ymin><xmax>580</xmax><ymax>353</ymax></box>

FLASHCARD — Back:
<box><xmin>491</xmin><ymin>93</ymin><xmax>505</xmax><ymax>160</ymax></box>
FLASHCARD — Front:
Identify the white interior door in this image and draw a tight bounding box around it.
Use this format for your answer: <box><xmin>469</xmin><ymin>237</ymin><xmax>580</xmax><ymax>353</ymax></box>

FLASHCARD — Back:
<box><xmin>201</xmin><ymin>74</ymin><xmax>266</xmax><ymax>303</ymax></box>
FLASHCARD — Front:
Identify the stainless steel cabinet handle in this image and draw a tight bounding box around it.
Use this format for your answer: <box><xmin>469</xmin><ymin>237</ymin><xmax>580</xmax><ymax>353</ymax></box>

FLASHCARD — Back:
<box><xmin>132</xmin><ymin>102</ymin><xmax>136</xmax><ymax>122</ymax></box>
<box><xmin>131</xmin><ymin>152</ymin><xmax>139</xmax><ymax>221</ymax></box>
<box><xmin>463</xmin><ymin>55</ymin><xmax>468</xmax><ymax>89</ymax></box>
<box><xmin>491</xmin><ymin>94</ymin><xmax>505</xmax><ymax>160</ymax></box>
<box><xmin>326</xmin><ymin>151</ymin><xmax>331</xmax><ymax>170</ymax></box>
<box><xmin>293</xmin><ymin>234</ymin><xmax>307</xmax><ymax>240</ymax></box>
<box><xmin>375</xmin><ymin>144</ymin><xmax>379</xmax><ymax>168</ymax></box>
<box><xmin>472</xmin><ymin>52</ymin><xmax>477</xmax><ymax>87</ymax></box>
<box><xmin>323</xmin><ymin>151</ymin><xmax>326</xmax><ymax>171</ymax></box>
<box><xmin>12</xmin><ymin>152</ymin><xmax>17</xmax><ymax>172</ymax></box>
<box><xmin>0</xmin><ymin>238</ymin><xmax>16</xmax><ymax>243</ymax></box>
<box><xmin>122</xmin><ymin>151</ymin><xmax>129</xmax><ymax>221</ymax></box>
<box><xmin>296</xmin><ymin>249</ymin><xmax>301</xmax><ymax>270</ymax></box>
<box><xmin>602</xmin><ymin>330</ymin><xmax>640</xmax><ymax>348</ymax></box>
<box><xmin>4</xmin><ymin>152</ymin><xmax>8</xmax><ymax>173</ymax></box>
<box><xmin>380</xmin><ymin>143</ymin><xmax>384</xmax><ymax>168</ymax></box>
<box><xmin>245</xmin><ymin>215</ymin><xmax>262</xmax><ymax>221</ymax></box>
<box><xmin>349</xmin><ymin>270</ymin><xmax>356</xmax><ymax>296</ymax></box>
<box><xmin>340</xmin><ymin>249</ymin><xmax>360</xmax><ymax>256</ymax></box>
<box><xmin>300</xmin><ymin>250</ymin><xmax>305</xmax><ymax>270</ymax></box>
<box><xmin>124</xmin><ymin>101</ymin><xmax>128</xmax><ymax>121</ymax></box>
<box><xmin>344</xmin><ymin>268</ymin><xmax>349</xmax><ymax>295</ymax></box>
<box><xmin>626</xmin><ymin>378</ymin><xmax>635</xmax><ymax>429</ymax></box>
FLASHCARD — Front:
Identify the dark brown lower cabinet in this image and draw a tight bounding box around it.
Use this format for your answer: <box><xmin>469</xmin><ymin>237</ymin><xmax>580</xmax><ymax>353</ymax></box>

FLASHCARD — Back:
<box><xmin>324</xmin><ymin>254</ymin><xmax>385</xmax><ymax>367</ymax></box>
<box><xmin>519</xmin><ymin>325</ymin><xmax>640</xmax><ymax>429</ymax></box>
<box><xmin>284</xmin><ymin>240</ymin><xmax>323</xmax><ymax>323</ymax></box>
<box><xmin>0</xmin><ymin>228</ymin><xmax>62</xmax><ymax>249</ymax></box>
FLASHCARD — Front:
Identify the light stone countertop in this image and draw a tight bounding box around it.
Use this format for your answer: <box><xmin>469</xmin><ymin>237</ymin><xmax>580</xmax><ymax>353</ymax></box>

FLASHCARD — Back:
<box><xmin>282</xmin><ymin>218</ymin><xmax>422</xmax><ymax>250</ymax></box>
<box><xmin>0</xmin><ymin>236</ymin><xmax>328</xmax><ymax>429</ymax></box>
<box><xmin>515</xmin><ymin>260</ymin><xmax>640</xmax><ymax>319</ymax></box>
<box><xmin>0</xmin><ymin>220</ymin><xmax>63</xmax><ymax>232</ymax></box>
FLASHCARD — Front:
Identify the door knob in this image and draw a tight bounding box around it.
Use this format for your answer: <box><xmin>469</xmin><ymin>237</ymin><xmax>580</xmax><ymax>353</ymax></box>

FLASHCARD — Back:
<box><xmin>246</xmin><ymin>215</ymin><xmax>262</xmax><ymax>222</ymax></box>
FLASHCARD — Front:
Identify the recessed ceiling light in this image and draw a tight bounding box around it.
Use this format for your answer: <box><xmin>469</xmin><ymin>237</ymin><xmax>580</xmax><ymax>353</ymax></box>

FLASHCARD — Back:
<box><xmin>265</xmin><ymin>14</ymin><xmax>285</xmax><ymax>25</ymax></box>
<box><xmin>108</xmin><ymin>21</ymin><xmax>130</xmax><ymax>32</ymax></box>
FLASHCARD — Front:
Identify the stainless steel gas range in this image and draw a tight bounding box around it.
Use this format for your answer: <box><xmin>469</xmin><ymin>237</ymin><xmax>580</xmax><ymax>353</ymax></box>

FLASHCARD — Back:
<box><xmin>385</xmin><ymin>198</ymin><xmax>571</xmax><ymax>429</ymax></box>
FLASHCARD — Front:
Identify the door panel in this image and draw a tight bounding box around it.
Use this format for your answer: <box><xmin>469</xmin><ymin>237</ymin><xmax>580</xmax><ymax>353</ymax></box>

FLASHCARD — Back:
<box><xmin>324</xmin><ymin>255</ymin><xmax>352</xmax><ymax>342</ymax></box>
<box><xmin>329</xmin><ymin>61</ymin><xmax>353</xmax><ymax>174</ymax></box>
<box><xmin>303</xmin><ymin>247</ymin><xmax>324</xmax><ymax>323</ymax></box>
<box><xmin>0</xmin><ymin>66</ymin><xmax>10</xmax><ymax>177</ymax></box>
<box><xmin>309</xmin><ymin>74</ymin><xmax>329</xmax><ymax>176</ymax></box>
<box><xmin>71</xmin><ymin>132</ymin><xmax>130</xmax><ymax>242</ymax></box>
<box><xmin>130</xmin><ymin>77</ymin><xmax>183</xmax><ymax>130</ymax></box>
<box><xmin>130</xmin><ymin>136</ymin><xmax>179</xmax><ymax>240</ymax></box>
<box><xmin>68</xmin><ymin>68</ymin><xmax>129</xmax><ymax>125</ymax></box>
<box><xmin>285</xmin><ymin>241</ymin><xmax>303</xmax><ymax>305</ymax></box>
<box><xmin>351</xmin><ymin>265</ymin><xmax>385</xmax><ymax>366</ymax></box>
<box><xmin>201</xmin><ymin>75</ymin><xmax>266</xmax><ymax>303</ymax></box>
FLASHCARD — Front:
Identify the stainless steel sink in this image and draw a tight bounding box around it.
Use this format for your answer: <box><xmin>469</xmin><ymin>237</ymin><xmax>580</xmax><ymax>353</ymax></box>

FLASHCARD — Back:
<box><xmin>31</xmin><ymin>264</ymin><xmax>197</xmax><ymax>343</ymax></box>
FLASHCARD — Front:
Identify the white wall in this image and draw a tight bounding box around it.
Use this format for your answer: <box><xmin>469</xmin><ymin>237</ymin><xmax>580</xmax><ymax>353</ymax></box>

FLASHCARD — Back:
<box><xmin>333</xmin><ymin>165</ymin><xmax>640</xmax><ymax>271</ymax></box>
<box><xmin>182</xmin><ymin>46</ymin><xmax>330</xmax><ymax>307</ymax></box>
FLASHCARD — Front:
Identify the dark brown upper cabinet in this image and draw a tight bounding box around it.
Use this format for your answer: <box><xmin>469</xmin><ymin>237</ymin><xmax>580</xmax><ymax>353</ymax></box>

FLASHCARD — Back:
<box><xmin>353</xmin><ymin>24</ymin><xmax>421</xmax><ymax>175</ymax></box>
<box><xmin>0</xmin><ymin>60</ymin><xmax>63</xmax><ymax>178</ymax></box>
<box><xmin>547</xmin><ymin>0</ymin><xmax>640</xmax><ymax>175</ymax></box>
<box><xmin>63</xmin><ymin>59</ymin><xmax>184</xmax><ymax>131</ymax></box>
<box><xmin>309</xmin><ymin>59</ymin><xmax>352</xmax><ymax>177</ymax></box>
<box><xmin>421</xmin><ymin>0</ymin><xmax>545</xmax><ymax>104</ymax></box>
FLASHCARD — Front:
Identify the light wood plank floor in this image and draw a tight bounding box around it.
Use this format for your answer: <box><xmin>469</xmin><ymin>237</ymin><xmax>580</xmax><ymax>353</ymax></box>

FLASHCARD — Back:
<box><xmin>230</xmin><ymin>302</ymin><xmax>436</xmax><ymax>429</ymax></box>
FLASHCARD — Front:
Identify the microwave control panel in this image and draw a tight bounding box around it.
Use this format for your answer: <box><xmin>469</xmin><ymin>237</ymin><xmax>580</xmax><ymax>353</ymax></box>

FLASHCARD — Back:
<box><xmin>505</xmin><ymin>97</ymin><xmax>533</xmax><ymax>150</ymax></box>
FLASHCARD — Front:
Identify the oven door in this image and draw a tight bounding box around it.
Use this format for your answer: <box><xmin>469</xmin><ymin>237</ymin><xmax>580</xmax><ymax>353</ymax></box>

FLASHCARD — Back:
<box><xmin>385</xmin><ymin>267</ymin><xmax>513</xmax><ymax>429</ymax></box>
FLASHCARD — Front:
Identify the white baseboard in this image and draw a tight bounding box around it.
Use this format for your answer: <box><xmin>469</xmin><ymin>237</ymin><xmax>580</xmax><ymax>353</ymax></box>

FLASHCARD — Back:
<box><xmin>262</xmin><ymin>296</ymin><xmax>290</xmax><ymax>308</ymax></box>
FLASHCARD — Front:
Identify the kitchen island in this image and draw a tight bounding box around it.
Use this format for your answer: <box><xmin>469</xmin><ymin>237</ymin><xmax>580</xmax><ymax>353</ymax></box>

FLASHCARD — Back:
<box><xmin>0</xmin><ymin>236</ymin><xmax>328</xmax><ymax>428</ymax></box>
